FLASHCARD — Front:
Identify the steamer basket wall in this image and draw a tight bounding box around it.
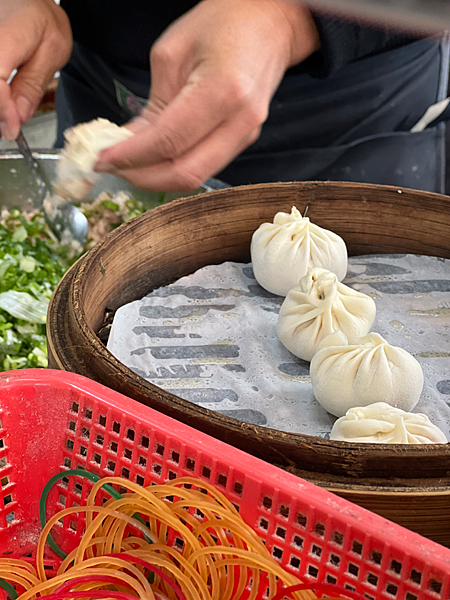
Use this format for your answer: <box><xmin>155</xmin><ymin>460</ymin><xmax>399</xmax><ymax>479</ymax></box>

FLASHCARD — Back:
<box><xmin>47</xmin><ymin>181</ymin><xmax>450</xmax><ymax>547</ymax></box>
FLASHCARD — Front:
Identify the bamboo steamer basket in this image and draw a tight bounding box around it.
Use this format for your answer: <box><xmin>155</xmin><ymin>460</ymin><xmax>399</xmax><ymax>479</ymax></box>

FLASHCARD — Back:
<box><xmin>47</xmin><ymin>181</ymin><xmax>450</xmax><ymax>547</ymax></box>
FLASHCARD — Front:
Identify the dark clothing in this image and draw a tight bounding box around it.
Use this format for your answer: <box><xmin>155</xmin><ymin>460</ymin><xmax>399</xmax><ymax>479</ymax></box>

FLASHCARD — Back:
<box><xmin>220</xmin><ymin>38</ymin><xmax>448</xmax><ymax>191</ymax></box>
<box><xmin>300</xmin><ymin>16</ymin><xmax>414</xmax><ymax>77</ymax></box>
<box><xmin>60</xmin><ymin>0</ymin><xmax>414</xmax><ymax>78</ymax></box>
<box><xmin>57</xmin><ymin>2</ymin><xmax>449</xmax><ymax>193</ymax></box>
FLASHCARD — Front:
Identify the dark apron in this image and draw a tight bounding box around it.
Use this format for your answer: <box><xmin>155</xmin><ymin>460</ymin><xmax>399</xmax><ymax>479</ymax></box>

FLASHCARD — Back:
<box><xmin>56</xmin><ymin>37</ymin><xmax>450</xmax><ymax>193</ymax></box>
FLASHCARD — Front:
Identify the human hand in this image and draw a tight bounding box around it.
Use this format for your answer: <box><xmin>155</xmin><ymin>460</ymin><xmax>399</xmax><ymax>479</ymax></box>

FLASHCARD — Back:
<box><xmin>0</xmin><ymin>0</ymin><xmax>72</xmax><ymax>140</ymax></box>
<box><xmin>95</xmin><ymin>0</ymin><xmax>319</xmax><ymax>190</ymax></box>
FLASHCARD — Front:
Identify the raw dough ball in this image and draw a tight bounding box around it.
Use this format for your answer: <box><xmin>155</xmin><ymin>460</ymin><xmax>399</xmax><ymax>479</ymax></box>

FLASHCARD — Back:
<box><xmin>56</xmin><ymin>118</ymin><xmax>134</xmax><ymax>199</ymax></box>
<box><xmin>330</xmin><ymin>402</ymin><xmax>447</xmax><ymax>444</ymax></box>
<box><xmin>310</xmin><ymin>331</ymin><xmax>424</xmax><ymax>417</ymax></box>
<box><xmin>251</xmin><ymin>206</ymin><xmax>347</xmax><ymax>296</ymax></box>
<box><xmin>277</xmin><ymin>268</ymin><xmax>376</xmax><ymax>361</ymax></box>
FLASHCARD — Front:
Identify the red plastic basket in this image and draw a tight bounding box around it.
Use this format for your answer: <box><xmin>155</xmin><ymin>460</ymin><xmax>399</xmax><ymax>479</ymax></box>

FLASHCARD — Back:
<box><xmin>0</xmin><ymin>369</ymin><xmax>448</xmax><ymax>600</ymax></box>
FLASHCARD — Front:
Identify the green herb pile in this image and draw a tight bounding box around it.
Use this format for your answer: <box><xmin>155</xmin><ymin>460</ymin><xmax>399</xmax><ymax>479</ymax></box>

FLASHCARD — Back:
<box><xmin>0</xmin><ymin>196</ymin><xmax>149</xmax><ymax>371</ymax></box>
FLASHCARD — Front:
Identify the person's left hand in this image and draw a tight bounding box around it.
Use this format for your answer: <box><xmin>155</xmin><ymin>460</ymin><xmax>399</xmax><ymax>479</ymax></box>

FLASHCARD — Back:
<box><xmin>95</xmin><ymin>0</ymin><xmax>319</xmax><ymax>190</ymax></box>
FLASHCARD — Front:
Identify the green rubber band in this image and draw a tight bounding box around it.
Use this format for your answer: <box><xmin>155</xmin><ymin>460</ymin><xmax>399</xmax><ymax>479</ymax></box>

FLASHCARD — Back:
<box><xmin>0</xmin><ymin>578</ymin><xmax>18</xmax><ymax>600</ymax></box>
<box><xmin>39</xmin><ymin>469</ymin><xmax>121</xmax><ymax>559</ymax></box>
<box><xmin>39</xmin><ymin>470</ymin><xmax>153</xmax><ymax>559</ymax></box>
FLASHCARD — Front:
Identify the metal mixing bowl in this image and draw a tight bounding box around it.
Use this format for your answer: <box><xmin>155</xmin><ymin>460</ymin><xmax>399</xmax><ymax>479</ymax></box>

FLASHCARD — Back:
<box><xmin>0</xmin><ymin>149</ymin><xmax>223</xmax><ymax>211</ymax></box>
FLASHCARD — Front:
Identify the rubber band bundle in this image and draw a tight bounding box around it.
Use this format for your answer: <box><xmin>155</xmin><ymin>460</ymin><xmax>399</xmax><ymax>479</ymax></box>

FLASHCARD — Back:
<box><xmin>0</xmin><ymin>472</ymin><xmax>365</xmax><ymax>600</ymax></box>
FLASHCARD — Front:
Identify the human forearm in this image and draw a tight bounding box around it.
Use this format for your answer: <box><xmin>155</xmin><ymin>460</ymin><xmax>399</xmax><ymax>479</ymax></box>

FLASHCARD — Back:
<box><xmin>271</xmin><ymin>0</ymin><xmax>321</xmax><ymax>67</ymax></box>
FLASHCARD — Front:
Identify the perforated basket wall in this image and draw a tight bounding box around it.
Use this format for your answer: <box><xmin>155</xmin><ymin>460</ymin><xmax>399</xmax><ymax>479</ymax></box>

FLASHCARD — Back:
<box><xmin>0</xmin><ymin>369</ymin><xmax>448</xmax><ymax>600</ymax></box>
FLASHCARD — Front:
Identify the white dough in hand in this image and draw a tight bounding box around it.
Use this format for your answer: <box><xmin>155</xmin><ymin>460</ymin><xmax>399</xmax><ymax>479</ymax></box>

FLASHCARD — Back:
<box><xmin>56</xmin><ymin>118</ymin><xmax>134</xmax><ymax>199</ymax></box>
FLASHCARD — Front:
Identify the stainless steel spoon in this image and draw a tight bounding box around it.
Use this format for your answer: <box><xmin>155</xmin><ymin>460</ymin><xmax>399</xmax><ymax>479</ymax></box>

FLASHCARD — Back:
<box><xmin>15</xmin><ymin>129</ymin><xmax>88</xmax><ymax>246</ymax></box>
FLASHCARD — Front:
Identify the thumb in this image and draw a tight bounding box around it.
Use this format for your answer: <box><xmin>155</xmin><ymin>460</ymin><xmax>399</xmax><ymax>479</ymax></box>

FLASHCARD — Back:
<box><xmin>10</xmin><ymin>50</ymin><xmax>57</xmax><ymax>123</ymax></box>
<box><xmin>0</xmin><ymin>80</ymin><xmax>20</xmax><ymax>140</ymax></box>
<box><xmin>0</xmin><ymin>26</ymin><xmax>39</xmax><ymax>138</ymax></box>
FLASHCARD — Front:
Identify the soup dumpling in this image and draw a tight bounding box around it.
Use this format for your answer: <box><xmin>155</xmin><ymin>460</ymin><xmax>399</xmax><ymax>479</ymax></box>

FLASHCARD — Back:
<box><xmin>251</xmin><ymin>206</ymin><xmax>347</xmax><ymax>296</ymax></box>
<box><xmin>277</xmin><ymin>268</ymin><xmax>376</xmax><ymax>362</ymax></box>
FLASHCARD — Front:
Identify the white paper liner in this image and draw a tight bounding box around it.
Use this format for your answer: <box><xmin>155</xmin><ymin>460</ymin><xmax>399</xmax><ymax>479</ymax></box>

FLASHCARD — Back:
<box><xmin>108</xmin><ymin>255</ymin><xmax>450</xmax><ymax>441</ymax></box>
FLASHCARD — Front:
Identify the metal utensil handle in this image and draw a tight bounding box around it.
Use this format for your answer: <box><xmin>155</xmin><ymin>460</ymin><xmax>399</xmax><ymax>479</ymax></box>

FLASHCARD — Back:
<box><xmin>203</xmin><ymin>177</ymin><xmax>231</xmax><ymax>191</ymax></box>
<box><xmin>15</xmin><ymin>129</ymin><xmax>53</xmax><ymax>206</ymax></box>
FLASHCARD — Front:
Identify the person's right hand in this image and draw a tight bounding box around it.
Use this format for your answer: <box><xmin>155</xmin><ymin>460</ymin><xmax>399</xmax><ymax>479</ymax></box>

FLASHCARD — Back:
<box><xmin>0</xmin><ymin>0</ymin><xmax>72</xmax><ymax>140</ymax></box>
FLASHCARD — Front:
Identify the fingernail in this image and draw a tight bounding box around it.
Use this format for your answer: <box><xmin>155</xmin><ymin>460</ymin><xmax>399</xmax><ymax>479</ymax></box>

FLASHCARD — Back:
<box><xmin>129</xmin><ymin>116</ymin><xmax>150</xmax><ymax>127</ymax></box>
<box><xmin>0</xmin><ymin>122</ymin><xmax>12</xmax><ymax>140</ymax></box>
<box><xmin>94</xmin><ymin>161</ymin><xmax>115</xmax><ymax>174</ymax></box>
<box><xmin>16</xmin><ymin>96</ymin><xmax>31</xmax><ymax>122</ymax></box>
